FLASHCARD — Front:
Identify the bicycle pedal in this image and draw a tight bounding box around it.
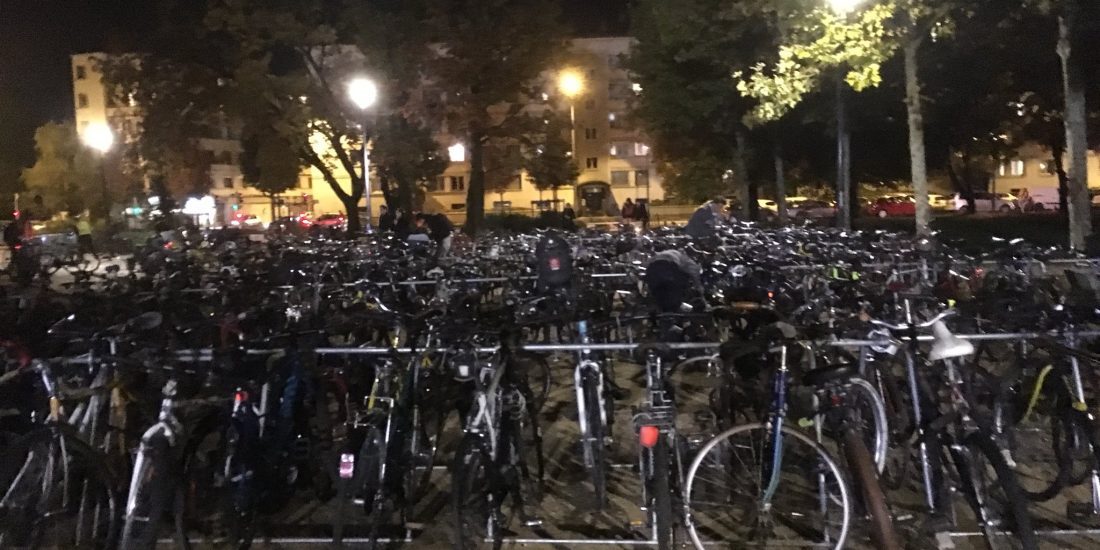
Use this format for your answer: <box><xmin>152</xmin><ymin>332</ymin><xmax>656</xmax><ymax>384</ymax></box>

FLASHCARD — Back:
<box><xmin>522</xmin><ymin>516</ymin><xmax>544</xmax><ymax>527</ymax></box>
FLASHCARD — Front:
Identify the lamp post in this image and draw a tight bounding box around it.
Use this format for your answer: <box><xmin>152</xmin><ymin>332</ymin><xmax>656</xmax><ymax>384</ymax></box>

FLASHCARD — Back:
<box><xmin>827</xmin><ymin>0</ymin><xmax>864</xmax><ymax>231</ymax></box>
<box><xmin>82</xmin><ymin>122</ymin><xmax>114</xmax><ymax>221</ymax></box>
<box><xmin>558</xmin><ymin>70</ymin><xmax>584</xmax><ymax>212</ymax></box>
<box><xmin>348</xmin><ymin>76</ymin><xmax>379</xmax><ymax>232</ymax></box>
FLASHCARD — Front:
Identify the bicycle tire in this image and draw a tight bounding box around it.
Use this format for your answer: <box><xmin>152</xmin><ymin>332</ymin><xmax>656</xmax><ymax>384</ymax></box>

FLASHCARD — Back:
<box><xmin>452</xmin><ymin>435</ymin><xmax>499</xmax><ymax>550</ymax></box>
<box><xmin>512</xmin><ymin>351</ymin><xmax>551</xmax><ymax>413</ymax></box>
<box><xmin>650</xmin><ymin>435</ymin><xmax>675</xmax><ymax>550</ymax></box>
<box><xmin>683</xmin><ymin>422</ymin><xmax>850</xmax><ymax>550</ymax></box>
<box><xmin>402</xmin><ymin>400</ymin><xmax>443</xmax><ymax>517</ymax></box>
<box><xmin>991</xmin><ymin>364</ymin><xmax>1072</xmax><ymax>501</ymax></box>
<box><xmin>580</xmin><ymin>368</ymin><xmax>608</xmax><ymax>509</ymax></box>
<box><xmin>1056</xmin><ymin>405</ymin><xmax>1100</xmax><ymax>488</ymax></box>
<box><xmin>0</xmin><ymin>426</ymin><xmax>120</xmax><ymax>549</ymax></box>
<box><xmin>120</xmin><ymin>433</ymin><xmax>175</xmax><ymax>549</ymax></box>
<box><xmin>842</xmin><ymin>429</ymin><xmax>901</xmax><ymax>550</ymax></box>
<box><xmin>957</xmin><ymin>430</ymin><xmax>1039</xmax><ymax>550</ymax></box>
<box><xmin>211</xmin><ymin>423</ymin><xmax>258</xmax><ymax>549</ymax></box>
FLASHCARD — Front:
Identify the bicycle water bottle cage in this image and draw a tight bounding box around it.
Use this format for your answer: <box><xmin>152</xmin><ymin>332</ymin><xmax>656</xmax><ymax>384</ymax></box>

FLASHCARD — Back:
<box><xmin>928</xmin><ymin>321</ymin><xmax>974</xmax><ymax>361</ymax></box>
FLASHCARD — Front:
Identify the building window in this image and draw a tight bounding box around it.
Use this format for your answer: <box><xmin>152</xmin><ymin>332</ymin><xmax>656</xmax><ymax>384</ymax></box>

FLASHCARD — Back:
<box><xmin>607</xmin><ymin>55</ymin><xmax>620</xmax><ymax>69</ymax></box>
<box><xmin>585</xmin><ymin>157</ymin><xmax>598</xmax><ymax>169</ymax></box>
<box><xmin>610</xmin><ymin>142</ymin><xmax>631</xmax><ymax>158</ymax></box>
<box><xmin>451</xmin><ymin>203</ymin><xmax>465</xmax><ymax>210</ymax></box>
<box><xmin>635</xmin><ymin>170</ymin><xmax>650</xmax><ymax>187</ymax></box>
<box><xmin>585</xmin><ymin>128</ymin><xmax>597</xmax><ymax>140</ymax></box>
<box><xmin>634</xmin><ymin>142</ymin><xmax>651</xmax><ymax>157</ymax></box>
<box><xmin>222</xmin><ymin>177</ymin><xmax>234</xmax><ymax>189</ymax></box>
<box><xmin>216</xmin><ymin>151</ymin><xmax>233</xmax><ymax>164</ymax></box>
<box><xmin>506</xmin><ymin>174</ymin><xmax>522</xmax><ymax>190</ymax></box>
<box><xmin>998</xmin><ymin>159</ymin><xmax>1025</xmax><ymax>177</ymax></box>
<box><xmin>75</xmin><ymin>66</ymin><xmax>87</xmax><ymax>80</ymax></box>
<box><xmin>1039</xmin><ymin>161</ymin><xmax>1057</xmax><ymax>176</ymax></box>
<box><xmin>427</xmin><ymin>177</ymin><xmax>444</xmax><ymax>192</ymax></box>
<box><xmin>450</xmin><ymin>176</ymin><xmax>466</xmax><ymax>191</ymax></box>
<box><xmin>609</xmin><ymin>112</ymin><xmax>625</xmax><ymax>129</ymax></box>
<box><xmin>77</xmin><ymin>94</ymin><xmax>89</xmax><ymax>109</ymax></box>
<box><xmin>611</xmin><ymin>171</ymin><xmax>630</xmax><ymax>186</ymax></box>
<box><xmin>448</xmin><ymin>143</ymin><xmax>466</xmax><ymax>162</ymax></box>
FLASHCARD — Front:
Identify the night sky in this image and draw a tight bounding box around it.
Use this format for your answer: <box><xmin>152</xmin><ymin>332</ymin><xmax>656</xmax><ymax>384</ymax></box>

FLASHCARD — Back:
<box><xmin>0</xmin><ymin>0</ymin><xmax>629</xmax><ymax>189</ymax></box>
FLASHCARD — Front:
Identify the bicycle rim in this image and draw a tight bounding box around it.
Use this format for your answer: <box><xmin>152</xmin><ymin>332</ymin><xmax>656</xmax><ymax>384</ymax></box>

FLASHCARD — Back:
<box><xmin>957</xmin><ymin>431</ymin><xmax>1039</xmax><ymax>550</ymax></box>
<box><xmin>0</xmin><ymin>427</ymin><xmax>119</xmax><ymax>549</ymax></box>
<box><xmin>683</xmin><ymin>422</ymin><xmax>850</xmax><ymax>550</ymax></box>
<box><xmin>581</xmin><ymin>369</ymin><xmax>608</xmax><ymax>508</ymax></box>
<box><xmin>452</xmin><ymin>436</ymin><xmax>496</xmax><ymax>550</ymax></box>
<box><xmin>650</xmin><ymin>436</ymin><xmax>675</xmax><ymax>550</ymax></box>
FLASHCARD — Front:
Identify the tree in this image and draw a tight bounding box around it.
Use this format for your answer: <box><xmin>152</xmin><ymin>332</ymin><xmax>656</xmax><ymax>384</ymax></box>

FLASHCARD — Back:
<box><xmin>628</xmin><ymin>0</ymin><xmax>772</xmax><ymax>218</ymax></box>
<box><xmin>523</xmin><ymin>112</ymin><xmax>579</xmax><ymax>206</ymax></box>
<box><xmin>422</xmin><ymin>0</ymin><xmax>569</xmax><ymax>234</ymax></box>
<box><xmin>371</xmin><ymin>114</ymin><xmax>448</xmax><ymax>216</ymax></box>
<box><xmin>240</xmin><ymin>129</ymin><xmax>302</xmax><ymax>218</ymax></box>
<box><xmin>20</xmin><ymin>122</ymin><xmax>138</xmax><ymax>219</ymax></box>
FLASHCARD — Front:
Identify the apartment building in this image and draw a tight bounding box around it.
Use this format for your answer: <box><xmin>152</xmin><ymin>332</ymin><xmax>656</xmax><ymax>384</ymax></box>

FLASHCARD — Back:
<box><xmin>990</xmin><ymin>142</ymin><xmax>1100</xmax><ymax>196</ymax></box>
<box><xmin>71</xmin><ymin>36</ymin><xmax>666</xmax><ymax>226</ymax></box>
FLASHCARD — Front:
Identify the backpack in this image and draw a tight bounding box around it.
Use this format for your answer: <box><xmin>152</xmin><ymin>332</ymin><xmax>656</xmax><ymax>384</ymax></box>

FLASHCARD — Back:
<box><xmin>3</xmin><ymin>221</ymin><xmax>21</xmax><ymax>247</ymax></box>
<box><xmin>645</xmin><ymin>252</ymin><xmax>697</xmax><ymax>312</ymax></box>
<box><xmin>536</xmin><ymin>232</ymin><xmax>573</xmax><ymax>291</ymax></box>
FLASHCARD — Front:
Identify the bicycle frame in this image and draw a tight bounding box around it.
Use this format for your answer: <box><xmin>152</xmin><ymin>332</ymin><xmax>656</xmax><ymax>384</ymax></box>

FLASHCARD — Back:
<box><xmin>573</xmin><ymin>320</ymin><xmax>607</xmax><ymax>472</ymax></box>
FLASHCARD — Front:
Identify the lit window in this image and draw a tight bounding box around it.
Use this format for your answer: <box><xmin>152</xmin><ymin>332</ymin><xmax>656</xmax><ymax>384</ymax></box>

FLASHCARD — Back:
<box><xmin>610</xmin><ymin>142</ymin><xmax>631</xmax><ymax>158</ymax></box>
<box><xmin>75</xmin><ymin>66</ymin><xmax>87</xmax><ymax>80</ymax></box>
<box><xmin>608</xmin><ymin>113</ymin><xmax>616</xmax><ymax>122</ymax></box>
<box><xmin>635</xmin><ymin>170</ymin><xmax>650</xmax><ymax>187</ymax></box>
<box><xmin>448</xmin><ymin>143</ymin><xmax>466</xmax><ymax>162</ymax></box>
<box><xmin>998</xmin><ymin>160</ymin><xmax>1024</xmax><ymax>177</ymax></box>
<box><xmin>585</xmin><ymin>157</ymin><xmax>598</xmax><ymax>169</ymax></box>
<box><xmin>77</xmin><ymin>94</ymin><xmax>89</xmax><ymax>109</ymax></box>
<box><xmin>634</xmin><ymin>143</ymin><xmax>651</xmax><ymax>156</ymax></box>
<box><xmin>631</xmin><ymin>82</ymin><xmax>642</xmax><ymax>94</ymax></box>
<box><xmin>1039</xmin><ymin>161</ymin><xmax>1057</xmax><ymax>176</ymax></box>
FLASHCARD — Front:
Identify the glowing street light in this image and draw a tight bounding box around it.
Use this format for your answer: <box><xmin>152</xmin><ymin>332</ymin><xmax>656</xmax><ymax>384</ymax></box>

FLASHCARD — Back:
<box><xmin>347</xmin><ymin>77</ymin><xmax>379</xmax><ymax>111</ymax></box>
<box><xmin>827</xmin><ymin>0</ymin><xmax>865</xmax><ymax>15</ymax></box>
<box><xmin>348</xmin><ymin>76</ymin><xmax>379</xmax><ymax>232</ymax></box>
<box><xmin>558</xmin><ymin>70</ymin><xmax>584</xmax><ymax>99</ymax></box>
<box><xmin>82</xmin><ymin>122</ymin><xmax>114</xmax><ymax>154</ymax></box>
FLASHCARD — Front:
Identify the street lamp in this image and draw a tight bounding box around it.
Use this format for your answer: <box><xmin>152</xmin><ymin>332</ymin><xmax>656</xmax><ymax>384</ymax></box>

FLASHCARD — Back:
<box><xmin>825</xmin><ymin>0</ymin><xmax>865</xmax><ymax>230</ymax></box>
<box><xmin>82</xmin><ymin>122</ymin><xmax>114</xmax><ymax>220</ymax></box>
<box><xmin>347</xmin><ymin>76</ymin><xmax>379</xmax><ymax>232</ymax></box>
<box><xmin>558</xmin><ymin>69</ymin><xmax>584</xmax><ymax>212</ymax></box>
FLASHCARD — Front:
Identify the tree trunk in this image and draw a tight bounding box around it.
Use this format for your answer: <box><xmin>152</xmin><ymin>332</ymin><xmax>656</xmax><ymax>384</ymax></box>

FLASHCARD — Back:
<box><xmin>396</xmin><ymin>177</ymin><xmax>415</xmax><ymax>219</ymax></box>
<box><xmin>835</xmin><ymin>76</ymin><xmax>852</xmax><ymax>230</ymax></box>
<box><xmin>465</xmin><ymin>131</ymin><xmax>487</xmax><ymax>235</ymax></box>
<box><xmin>1053</xmin><ymin>142</ymin><xmax>1069</xmax><ymax>214</ymax></box>
<box><xmin>947</xmin><ymin>153</ymin><xmax>975</xmax><ymax>214</ymax></box>
<box><xmin>378</xmin><ymin>174</ymin><xmax>395</xmax><ymax>210</ymax></box>
<box><xmin>734</xmin><ymin>128</ymin><xmax>752</xmax><ymax>219</ymax></box>
<box><xmin>904</xmin><ymin>39</ymin><xmax>931</xmax><ymax>236</ymax></box>
<box><xmin>773</xmin><ymin>138</ymin><xmax>788</xmax><ymax>225</ymax></box>
<box><xmin>1059</xmin><ymin>10</ymin><xmax>1092</xmax><ymax>250</ymax></box>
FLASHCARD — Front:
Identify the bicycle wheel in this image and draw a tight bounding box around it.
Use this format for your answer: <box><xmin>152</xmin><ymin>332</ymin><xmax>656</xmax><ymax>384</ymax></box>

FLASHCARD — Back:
<box><xmin>452</xmin><ymin>435</ymin><xmax>500</xmax><ymax>550</ymax></box>
<box><xmin>683</xmin><ymin>422</ymin><xmax>850</xmax><ymax>550</ymax></box>
<box><xmin>955</xmin><ymin>430</ymin><xmax>1038</xmax><ymax>550</ymax></box>
<box><xmin>0</xmin><ymin>427</ymin><xmax>119</xmax><ymax>549</ymax></box>
<box><xmin>579</xmin><ymin>368</ymin><xmax>608</xmax><ymax>508</ymax></box>
<box><xmin>841</xmin><ymin>429</ymin><xmax>901</xmax><ymax>550</ymax></box>
<box><xmin>207</xmin><ymin>423</ymin><xmax>258</xmax><ymax>549</ymax></box>
<box><xmin>402</xmin><ymin>399</ymin><xmax>443</xmax><ymax>516</ymax></box>
<box><xmin>120</xmin><ymin>432</ymin><xmax>176</xmax><ymax>549</ymax></box>
<box><xmin>334</xmin><ymin>421</ymin><xmax>388</xmax><ymax>547</ymax></box>
<box><xmin>649</xmin><ymin>435</ymin><xmax>675</xmax><ymax>550</ymax></box>
<box><xmin>512</xmin><ymin>351</ymin><xmax>551</xmax><ymax>414</ymax></box>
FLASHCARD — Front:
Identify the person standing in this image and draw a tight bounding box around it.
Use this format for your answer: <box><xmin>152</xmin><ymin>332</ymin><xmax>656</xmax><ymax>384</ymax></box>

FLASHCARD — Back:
<box><xmin>562</xmin><ymin>202</ymin><xmax>576</xmax><ymax>229</ymax></box>
<box><xmin>415</xmin><ymin>212</ymin><xmax>454</xmax><ymax>259</ymax></box>
<box><xmin>76</xmin><ymin>214</ymin><xmax>94</xmax><ymax>257</ymax></box>
<box><xmin>378</xmin><ymin>204</ymin><xmax>395</xmax><ymax>232</ymax></box>
<box><xmin>635</xmin><ymin>200</ymin><xmax>650</xmax><ymax>232</ymax></box>
<box><xmin>685</xmin><ymin>198</ymin><xmax>726</xmax><ymax>240</ymax></box>
<box><xmin>621</xmin><ymin>197</ymin><xmax>636</xmax><ymax>220</ymax></box>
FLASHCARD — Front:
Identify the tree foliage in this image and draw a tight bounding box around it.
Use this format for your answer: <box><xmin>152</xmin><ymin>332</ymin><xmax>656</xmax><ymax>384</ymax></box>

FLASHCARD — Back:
<box><xmin>523</xmin><ymin>112</ymin><xmax>578</xmax><ymax>195</ymax></box>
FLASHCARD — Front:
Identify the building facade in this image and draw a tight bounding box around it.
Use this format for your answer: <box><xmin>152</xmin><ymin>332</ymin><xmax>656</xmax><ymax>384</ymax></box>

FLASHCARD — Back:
<box><xmin>990</xmin><ymin>143</ymin><xmax>1100</xmax><ymax>195</ymax></box>
<box><xmin>72</xmin><ymin>36</ymin><xmax>666</xmax><ymax>226</ymax></box>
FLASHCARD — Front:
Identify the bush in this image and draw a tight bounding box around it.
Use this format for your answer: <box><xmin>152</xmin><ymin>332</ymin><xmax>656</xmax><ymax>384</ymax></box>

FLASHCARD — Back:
<box><xmin>482</xmin><ymin>212</ymin><xmax>577</xmax><ymax>233</ymax></box>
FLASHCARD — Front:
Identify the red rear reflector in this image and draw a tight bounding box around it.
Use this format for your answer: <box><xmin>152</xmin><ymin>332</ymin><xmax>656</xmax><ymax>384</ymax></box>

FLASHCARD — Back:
<box><xmin>639</xmin><ymin>425</ymin><xmax>659</xmax><ymax>448</ymax></box>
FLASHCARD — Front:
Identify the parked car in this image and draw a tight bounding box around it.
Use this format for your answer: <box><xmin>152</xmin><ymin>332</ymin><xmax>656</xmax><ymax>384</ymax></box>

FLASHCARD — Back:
<box><xmin>313</xmin><ymin>212</ymin><xmax>347</xmax><ymax>230</ymax></box>
<box><xmin>928</xmin><ymin>193</ymin><xmax>951</xmax><ymax>210</ymax></box>
<box><xmin>952</xmin><ymin>192</ymin><xmax>1019</xmax><ymax>213</ymax></box>
<box><xmin>787</xmin><ymin>198</ymin><xmax>836</xmax><ymax>219</ymax></box>
<box><xmin>867</xmin><ymin>196</ymin><xmax>916</xmax><ymax>218</ymax></box>
<box><xmin>1010</xmin><ymin>187</ymin><xmax>1061</xmax><ymax>211</ymax></box>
